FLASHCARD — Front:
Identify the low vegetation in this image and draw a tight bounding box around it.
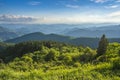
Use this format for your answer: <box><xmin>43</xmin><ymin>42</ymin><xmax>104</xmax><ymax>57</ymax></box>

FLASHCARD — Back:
<box><xmin>0</xmin><ymin>35</ymin><xmax>119</xmax><ymax>80</ymax></box>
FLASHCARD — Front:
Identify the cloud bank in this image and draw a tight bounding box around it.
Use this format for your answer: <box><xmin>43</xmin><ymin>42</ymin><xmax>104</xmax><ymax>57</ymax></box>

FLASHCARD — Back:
<box><xmin>0</xmin><ymin>15</ymin><xmax>36</xmax><ymax>23</ymax></box>
<box><xmin>1</xmin><ymin>11</ymin><xmax>120</xmax><ymax>24</ymax></box>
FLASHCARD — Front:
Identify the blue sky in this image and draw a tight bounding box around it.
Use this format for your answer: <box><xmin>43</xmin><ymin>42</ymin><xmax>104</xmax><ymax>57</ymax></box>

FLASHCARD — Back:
<box><xmin>0</xmin><ymin>0</ymin><xmax>120</xmax><ymax>24</ymax></box>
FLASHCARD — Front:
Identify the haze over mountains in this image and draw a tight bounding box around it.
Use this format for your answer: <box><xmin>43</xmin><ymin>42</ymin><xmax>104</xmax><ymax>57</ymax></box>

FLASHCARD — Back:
<box><xmin>0</xmin><ymin>24</ymin><xmax>120</xmax><ymax>39</ymax></box>
<box><xmin>64</xmin><ymin>25</ymin><xmax>120</xmax><ymax>38</ymax></box>
<box><xmin>4</xmin><ymin>32</ymin><xmax>120</xmax><ymax>48</ymax></box>
<box><xmin>0</xmin><ymin>26</ymin><xmax>18</xmax><ymax>41</ymax></box>
<box><xmin>0</xmin><ymin>23</ymin><xmax>120</xmax><ymax>48</ymax></box>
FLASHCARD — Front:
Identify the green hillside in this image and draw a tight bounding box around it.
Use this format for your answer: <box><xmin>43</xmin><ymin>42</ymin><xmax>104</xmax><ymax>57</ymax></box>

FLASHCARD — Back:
<box><xmin>5</xmin><ymin>32</ymin><xmax>120</xmax><ymax>48</ymax></box>
<box><xmin>5</xmin><ymin>32</ymin><xmax>72</xmax><ymax>43</ymax></box>
<box><xmin>0</xmin><ymin>40</ymin><xmax>120</xmax><ymax>80</ymax></box>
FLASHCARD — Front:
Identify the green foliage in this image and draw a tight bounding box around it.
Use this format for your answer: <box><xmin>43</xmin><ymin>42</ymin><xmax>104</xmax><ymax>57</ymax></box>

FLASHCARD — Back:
<box><xmin>97</xmin><ymin>34</ymin><xmax>108</xmax><ymax>57</ymax></box>
<box><xmin>21</xmin><ymin>56</ymin><xmax>33</xmax><ymax>63</ymax></box>
<box><xmin>112</xmin><ymin>58</ymin><xmax>120</xmax><ymax>70</ymax></box>
<box><xmin>0</xmin><ymin>41</ymin><xmax>119</xmax><ymax>80</ymax></box>
<box><xmin>63</xmin><ymin>55</ymin><xmax>73</xmax><ymax>65</ymax></box>
<box><xmin>73</xmin><ymin>62</ymin><xmax>81</xmax><ymax>67</ymax></box>
<box><xmin>97</xmin><ymin>55</ymin><xmax>108</xmax><ymax>62</ymax></box>
<box><xmin>45</xmin><ymin>49</ymin><xmax>59</xmax><ymax>61</ymax></box>
<box><xmin>80</xmin><ymin>47</ymin><xmax>96</xmax><ymax>62</ymax></box>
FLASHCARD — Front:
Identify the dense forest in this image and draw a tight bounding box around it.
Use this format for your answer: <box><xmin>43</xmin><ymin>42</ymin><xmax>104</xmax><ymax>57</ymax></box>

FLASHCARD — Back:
<box><xmin>0</xmin><ymin>35</ymin><xmax>120</xmax><ymax>80</ymax></box>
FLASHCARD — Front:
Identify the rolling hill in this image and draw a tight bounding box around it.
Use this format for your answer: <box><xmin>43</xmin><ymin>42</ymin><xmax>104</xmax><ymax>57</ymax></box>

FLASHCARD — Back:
<box><xmin>64</xmin><ymin>25</ymin><xmax>120</xmax><ymax>38</ymax></box>
<box><xmin>5</xmin><ymin>32</ymin><xmax>120</xmax><ymax>48</ymax></box>
<box><xmin>1</xmin><ymin>24</ymin><xmax>120</xmax><ymax>38</ymax></box>
<box><xmin>5</xmin><ymin>32</ymin><xmax>72</xmax><ymax>43</ymax></box>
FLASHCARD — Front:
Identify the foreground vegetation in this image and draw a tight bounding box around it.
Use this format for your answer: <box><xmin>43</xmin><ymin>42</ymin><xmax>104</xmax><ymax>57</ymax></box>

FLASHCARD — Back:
<box><xmin>0</xmin><ymin>40</ymin><xmax>120</xmax><ymax>80</ymax></box>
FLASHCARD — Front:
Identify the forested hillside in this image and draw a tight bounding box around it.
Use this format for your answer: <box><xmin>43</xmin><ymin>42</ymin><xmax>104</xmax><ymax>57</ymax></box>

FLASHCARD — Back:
<box><xmin>5</xmin><ymin>32</ymin><xmax>120</xmax><ymax>48</ymax></box>
<box><xmin>0</xmin><ymin>39</ymin><xmax>120</xmax><ymax>80</ymax></box>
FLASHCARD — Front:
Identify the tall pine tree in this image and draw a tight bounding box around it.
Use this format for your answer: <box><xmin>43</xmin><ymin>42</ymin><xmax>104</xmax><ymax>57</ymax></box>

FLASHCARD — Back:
<box><xmin>97</xmin><ymin>34</ymin><xmax>108</xmax><ymax>57</ymax></box>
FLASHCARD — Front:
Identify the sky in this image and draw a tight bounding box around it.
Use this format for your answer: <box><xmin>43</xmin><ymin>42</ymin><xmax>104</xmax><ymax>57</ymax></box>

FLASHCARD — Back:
<box><xmin>0</xmin><ymin>0</ymin><xmax>120</xmax><ymax>24</ymax></box>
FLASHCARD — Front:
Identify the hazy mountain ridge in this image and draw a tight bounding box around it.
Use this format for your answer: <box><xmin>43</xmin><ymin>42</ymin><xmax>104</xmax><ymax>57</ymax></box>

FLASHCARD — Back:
<box><xmin>0</xmin><ymin>26</ymin><xmax>18</xmax><ymax>41</ymax></box>
<box><xmin>5</xmin><ymin>32</ymin><xmax>120</xmax><ymax>48</ymax></box>
<box><xmin>64</xmin><ymin>28</ymin><xmax>120</xmax><ymax>38</ymax></box>
<box><xmin>5</xmin><ymin>32</ymin><xmax>72</xmax><ymax>43</ymax></box>
<box><xmin>63</xmin><ymin>24</ymin><xmax>120</xmax><ymax>38</ymax></box>
<box><xmin>1</xmin><ymin>24</ymin><xmax>120</xmax><ymax>38</ymax></box>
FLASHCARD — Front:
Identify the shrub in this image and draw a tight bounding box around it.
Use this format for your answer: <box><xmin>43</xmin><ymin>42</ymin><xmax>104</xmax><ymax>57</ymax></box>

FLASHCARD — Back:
<box><xmin>73</xmin><ymin>62</ymin><xmax>81</xmax><ymax>67</ymax></box>
<box><xmin>45</xmin><ymin>49</ymin><xmax>59</xmax><ymax>61</ymax></box>
<box><xmin>113</xmin><ymin>58</ymin><xmax>120</xmax><ymax>70</ymax></box>
<box><xmin>63</xmin><ymin>55</ymin><xmax>73</xmax><ymax>65</ymax></box>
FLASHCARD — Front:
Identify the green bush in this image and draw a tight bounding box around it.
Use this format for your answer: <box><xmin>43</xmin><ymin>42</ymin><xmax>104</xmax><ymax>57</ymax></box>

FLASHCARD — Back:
<box><xmin>113</xmin><ymin>58</ymin><xmax>120</xmax><ymax>70</ymax></box>
<box><xmin>45</xmin><ymin>49</ymin><xmax>59</xmax><ymax>61</ymax></box>
<box><xmin>73</xmin><ymin>62</ymin><xmax>81</xmax><ymax>67</ymax></box>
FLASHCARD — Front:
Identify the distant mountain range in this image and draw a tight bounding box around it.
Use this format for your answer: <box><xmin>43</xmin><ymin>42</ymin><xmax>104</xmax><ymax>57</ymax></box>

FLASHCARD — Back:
<box><xmin>5</xmin><ymin>32</ymin><xmax>120</xmax><ymax>48</ymax></box>
<box><xmin>64</xmin><ymin>28</ymin><xmax>120</xmax><ymax>38</ymax></box>
<box><xmin>0</xmin><ymin>23</ymin><xmax>120</xmax><ymax>48</ymax></box>
<box><xmin>0</xmin><ymin>26</ymin><xmax>18</xmax><ymax>41</ymax></box>
<box><xmin>0</xmin><ymin>24</ymin><xmax>120</xmax><ymax>38</ymax></box>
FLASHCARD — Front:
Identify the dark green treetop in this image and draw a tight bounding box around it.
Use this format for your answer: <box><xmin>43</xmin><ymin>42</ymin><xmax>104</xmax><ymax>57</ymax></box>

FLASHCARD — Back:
<box><xmin>97</xmin><ymin>34</ymin><xmax>108</xmax><ymax>57</ymax></box>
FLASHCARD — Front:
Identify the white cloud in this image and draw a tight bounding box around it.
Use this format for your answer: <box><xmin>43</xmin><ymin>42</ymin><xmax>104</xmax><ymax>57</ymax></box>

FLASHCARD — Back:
<box><xmin>0</xmin><ymin>15</ymin><xmax>36</xmax><ymax>23</ymax></box>
<box><xmin>90</xmin><ymin>0</ymin><xmax>108</xmax><ymax>3</ymax></box>
<box><xmin>28</xmin><ymin>1</ymin><xmax>41</xmax><ymax>6</ymax></box>
<box><xmin>108</xmin><ymin>11</ymin><xmax>120</xmax><ymax>17</ymax></box>
<box><xmin>116</xmin><ymin>0</ymin><xmax>120</xmax><ymax>2</ymax></box>
<box><xmin>1</xmin><ymin>11</ymin><xmax>120</xmax><ymax>24</ymax></box>
<box><xmin>105</xmin><ymin>5</ymin><xmax>119</xmax><ymax>9</ymax></box>
<box><xmin>66</xmin><ymin>4</ymin><xmax>80</xmax><ymax>8</ymax></box>
<box><xmin>37</xmin><ymin>11</ymin><xmax>120</xmax><ymax>24</ymax></box>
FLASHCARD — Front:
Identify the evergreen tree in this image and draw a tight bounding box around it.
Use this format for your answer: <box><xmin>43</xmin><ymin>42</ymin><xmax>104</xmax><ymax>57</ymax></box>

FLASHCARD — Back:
<box><xmin>97</xmin><ymin>34</ymin><xmax>108</xmax><ymax>57</ymax></box>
